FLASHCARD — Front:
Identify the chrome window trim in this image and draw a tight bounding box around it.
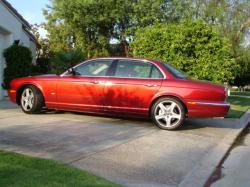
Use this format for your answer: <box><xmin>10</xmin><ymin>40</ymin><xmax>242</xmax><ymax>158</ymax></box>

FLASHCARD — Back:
<box><xmin>113</xmin><ymin>59</ymin><xmax>166</xmax><ymax>79</ymax></box>
<box><xmin>61</xmin><ymin>58</ymin><xmax>167</xmax><ymax>79</ymax></box>
<box><xmin>60</xmin><ymin>58</ymin><xmax>114</xmax><ymax>77</ymax></box>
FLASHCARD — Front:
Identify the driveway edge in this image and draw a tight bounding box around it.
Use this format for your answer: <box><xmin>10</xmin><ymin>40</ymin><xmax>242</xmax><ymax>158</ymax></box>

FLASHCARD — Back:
<box><xmin>178</xmin><ymin>109</ymin><xmax>250</xmax><ymax>187</ymax></box>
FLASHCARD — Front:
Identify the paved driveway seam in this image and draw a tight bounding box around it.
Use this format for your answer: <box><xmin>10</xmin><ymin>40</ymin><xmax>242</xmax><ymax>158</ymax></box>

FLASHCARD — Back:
<box><xmin>68</xmin><ymin>129</ymin><xmax>159</xmax><ymax>164</ymax></box>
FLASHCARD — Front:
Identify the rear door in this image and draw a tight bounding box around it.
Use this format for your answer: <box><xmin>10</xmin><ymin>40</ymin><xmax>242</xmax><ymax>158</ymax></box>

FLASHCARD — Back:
<box><xmin>103</xmin><ymin>59</ymin><xmax>163</xmax><ymax>116</ymax></box>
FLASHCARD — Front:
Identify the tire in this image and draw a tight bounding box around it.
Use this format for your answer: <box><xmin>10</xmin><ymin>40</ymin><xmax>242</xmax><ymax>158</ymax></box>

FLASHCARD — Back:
<box><xmin>151</xmin><ymin>97</ymin><xmax>186</xmax><ymax>130</ymax></box>
<box><xmin>20</xmin><ymin>85</ymin><xmax>44</xmax><ymax>114</ymax></box>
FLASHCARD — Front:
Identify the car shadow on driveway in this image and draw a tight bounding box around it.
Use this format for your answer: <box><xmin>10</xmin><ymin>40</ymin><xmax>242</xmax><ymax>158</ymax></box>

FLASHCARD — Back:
<box><xmin>10</xmin><ymin>107</ymin><xmax>241</xmax><ymax>131</ymax></box>
<box><xmin>39</xmin><ymin>109</ymin><xmax>241</xmax><ymax>131</ymax></box>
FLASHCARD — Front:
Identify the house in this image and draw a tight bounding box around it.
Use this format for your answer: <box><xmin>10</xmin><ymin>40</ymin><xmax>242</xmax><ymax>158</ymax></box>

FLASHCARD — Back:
<box><xmin>0</xmin><ymin>0</ymin><xmax>37</xmax><ymax>100</ymax></box>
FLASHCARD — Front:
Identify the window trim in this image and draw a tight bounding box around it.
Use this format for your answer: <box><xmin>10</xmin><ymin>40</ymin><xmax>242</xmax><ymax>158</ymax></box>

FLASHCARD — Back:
<box><xmin>60</xmin><ymin>58</ymin><xmax>166</xmax><ymax>79</ymax></box>
<box><xmin>61</xmin><ymin>59</ymin><xmax>115</xmax><ymax>77</ymax></box>
<box><xmin>111</xmin><ymin>59</ymin><xmax>165</xmax><ymax>79</ymax></box>
<box><xmin>160</xmin><ymin>61</ymin><xmax>188</xmax><ymax>79</ymax></box>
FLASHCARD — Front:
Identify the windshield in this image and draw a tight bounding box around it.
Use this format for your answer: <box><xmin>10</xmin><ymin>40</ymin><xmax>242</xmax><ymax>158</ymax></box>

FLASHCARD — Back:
<box><xmin>161</xmin><ymin>62</ymin><xmax>188</xmax><ymax>79</ymax></box>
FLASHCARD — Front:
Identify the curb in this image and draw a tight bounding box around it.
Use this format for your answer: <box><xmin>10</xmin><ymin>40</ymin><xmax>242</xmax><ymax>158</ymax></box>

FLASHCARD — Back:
<box><xmin>178</xmin><ymin>109</ymin><xmax>250</xmax><ymax>187</ymax></box>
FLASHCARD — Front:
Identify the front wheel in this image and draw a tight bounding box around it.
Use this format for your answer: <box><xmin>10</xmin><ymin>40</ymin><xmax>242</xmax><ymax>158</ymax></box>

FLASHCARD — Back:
<box><xmin>151</xmin><ymin>97</ymin><xmax>186</xmax><ymax>130</ymax></box>
<box><xmin>20</xmin><ymin>85</ymin><xmax>44</xmax><ymax>114</ymax></box>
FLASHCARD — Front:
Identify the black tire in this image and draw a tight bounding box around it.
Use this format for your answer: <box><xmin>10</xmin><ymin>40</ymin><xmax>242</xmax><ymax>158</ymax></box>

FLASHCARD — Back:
<box><xmin>20</xmin><ymin>85</ymin><xmax>44</xmax><ymax>114</ymax></box>
<box><xmin>151</xmin><ymin>97</ymin><xmax>186</xmax><ymax>130</ymax></box>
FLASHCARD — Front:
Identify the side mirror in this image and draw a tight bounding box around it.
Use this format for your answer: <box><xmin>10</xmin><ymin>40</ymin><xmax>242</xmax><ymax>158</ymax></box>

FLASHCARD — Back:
<box><xmin>67</xmin><ymin>68</ymin><xmax>76</xmax><ymax>75</ymax></box>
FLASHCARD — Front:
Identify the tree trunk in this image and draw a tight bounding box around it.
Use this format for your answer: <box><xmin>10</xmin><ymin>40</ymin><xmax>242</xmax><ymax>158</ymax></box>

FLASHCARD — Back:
<box><xmin>121</xmin><ymin>40</ymin><xmax>129</xmax><ymax>57</ymax></box>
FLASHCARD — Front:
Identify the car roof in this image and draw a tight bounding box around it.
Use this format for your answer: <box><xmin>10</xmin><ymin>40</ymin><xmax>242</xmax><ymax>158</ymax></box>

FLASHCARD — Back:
<box><xmin>88</xmin><ymin>57</ymin><xmax>157</xmax><ymax>63</ymax></box>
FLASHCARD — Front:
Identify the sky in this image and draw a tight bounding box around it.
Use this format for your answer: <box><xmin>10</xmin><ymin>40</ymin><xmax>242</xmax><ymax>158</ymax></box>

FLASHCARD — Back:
<box><xmin>7</xmin><ymin>0</ymin><xmax>50</xmax><ymax>37</ymax></box>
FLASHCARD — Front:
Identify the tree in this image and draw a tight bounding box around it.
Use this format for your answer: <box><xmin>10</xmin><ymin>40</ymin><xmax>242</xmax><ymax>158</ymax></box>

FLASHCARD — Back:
<box><xmin>44</xmin><ymin>0</ymin><xmax>180</xmax><ymax>57</ymax></box>
<box><xmin>31</xmin><ymin>24</ymin><xmax>51</xmax><ymax>59</ymax></box>
<box><xmin>233</xmin><ymin>47</ymin><xmax>250</xmax><ymax>86</ymax></box>
<box><xmin>50</xmin><ymin>50</ymin><xmax>85</xmax><ymax>74</ymax></box>
<box><xmin>131</xmin><ymin>20</ymin><xmax>238</xmax><ymax>83</ymax></box>
<box><xmin>30</xmin><ymin>24</ymin><xmax>51</xmax><ymax>74</ymax></box>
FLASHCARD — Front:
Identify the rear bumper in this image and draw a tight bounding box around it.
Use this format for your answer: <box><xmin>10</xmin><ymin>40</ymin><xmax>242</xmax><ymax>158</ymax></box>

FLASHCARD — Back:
<box><xmin>187</xmin><ymin>101</ymin><xmax>230</xmax><ymax>118</ymax></box>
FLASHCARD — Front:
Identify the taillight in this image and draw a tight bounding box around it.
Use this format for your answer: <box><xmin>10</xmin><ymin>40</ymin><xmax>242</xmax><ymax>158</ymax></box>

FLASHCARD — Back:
<box><xmin>224</xmin><ymin>87</ymin><xmax>230</xmax><ymax>98</ymax></box>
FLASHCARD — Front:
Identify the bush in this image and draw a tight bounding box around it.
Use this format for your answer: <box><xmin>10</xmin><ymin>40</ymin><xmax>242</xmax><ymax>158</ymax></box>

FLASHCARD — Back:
<box><xmin>232</xmin><ymin>48</ymin><xmax>250</xmax><ymax>86</ymax></box>
<box><xmin>36</xmin><ymin>58</ymin><xmax>50</xmax><ymax>74</ymax></box>
<box><xmin>50</xmin><ymin>50</ymin><xmax>85</xmax><ymax>74</ymax></box>
<box><xmin>29</xmin><ymin>58</ymin><xmax>51</xmax><ymax>76</ymax></box>
<box><xmin>3</xmin><ymin>44</ymin><xmax>32</xmax><ymax>89</ymax></box>
<box><xmin>131</xmin><ymin>20</ymin><xmax>238</xmax><ymax>83</ymax></box>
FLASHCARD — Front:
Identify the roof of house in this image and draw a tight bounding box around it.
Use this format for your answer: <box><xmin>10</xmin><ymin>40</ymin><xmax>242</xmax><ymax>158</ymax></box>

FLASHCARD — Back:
<box><xmin>1</xmin><ymin>0</ymin><xmax>40</xmax><ymax>47</ymax></box>
<box><xmin>1</xmin><ymin>0</ymin><xmax>31</xmax><ymax>29</ymax></box>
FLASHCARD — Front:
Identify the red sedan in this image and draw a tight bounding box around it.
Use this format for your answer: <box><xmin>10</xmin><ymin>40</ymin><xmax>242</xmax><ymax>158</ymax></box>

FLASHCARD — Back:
<box><xmin>8</xmin><ymin>57</ymin><xmax>230</xmax><ymax>130</ymax></box>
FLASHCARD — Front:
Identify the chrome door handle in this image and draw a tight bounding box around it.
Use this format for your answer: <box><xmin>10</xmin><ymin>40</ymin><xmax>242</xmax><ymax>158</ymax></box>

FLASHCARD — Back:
<box><xmin>144</xmin><ymin>84</ymin><xmax>159</xmax><ymax>87</ymax></box>
<box><xmin>89</xmin><ymin>81</ymin><xmax>107</xmax><ymax>84</ymax></box>
<box><xmin>90</xmin><ymin>80</ymin><xmax>99</xmax><ymax>84</ymax></box>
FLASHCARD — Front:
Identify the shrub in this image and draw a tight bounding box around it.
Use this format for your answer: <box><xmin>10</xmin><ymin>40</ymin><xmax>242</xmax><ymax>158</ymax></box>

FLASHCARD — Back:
<box><xmin>3</xmin><ymin>44</ymin><xmax>32</xmax><ymax>89</ymax></box>
<box><xmin>50</xmin><ymin>50</ymin><xmax>85</xmax><ymax>74</ymax></box>
<box><xmin>29</xmin><ymin>58</ymin><xmax>51</xmax><ymax>76</ymax></box>
<box><xmin>131</xmin><ymin>20</ymin><xmax>239</xmax><ymax>83</ymax></box>
<box><xmin>36</xmin><ymin>58</ymin><xmax>50</xmax><ymax>74</ymax></box>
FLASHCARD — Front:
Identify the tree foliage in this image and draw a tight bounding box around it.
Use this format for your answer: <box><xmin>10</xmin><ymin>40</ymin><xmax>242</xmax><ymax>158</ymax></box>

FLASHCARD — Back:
<box><xmin>31</xmin><ymin>24</ymin><xmax>51</xmax><ymax>59</ymax></box>
<box><xmin>44</xmin><ymin>0</ymin><xmax>179</xmax><ymax>57</ymax></box>
<box><xmin>50</xmin><ymin>50</ymin><xmax>85</xmax><ymax>75</ymax></box>
<box><xmin>3</xmin><ymin>44</ymin><xmax>32</xmax><ymax>89</ymax></box>
<box><xmin>233</xmin><ymin>47</ymin><xmax>250</xmax><ymax>86</ymax></box>
<box><xmin>132</xmin><ymin>20</ymin><xmax>238</xmax><ymax>83</ymax></box>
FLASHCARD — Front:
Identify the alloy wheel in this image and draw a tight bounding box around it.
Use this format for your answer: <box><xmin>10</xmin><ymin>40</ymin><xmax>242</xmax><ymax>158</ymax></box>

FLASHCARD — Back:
<box><xmin>21</xmin><ymin>88</ymin><xmax>34</xmax><ymax>111</ymax></box>
<box><xmin>154</xmin><ymin>100</ymin><xmax>182</xmax><ymax>128</ymax></box>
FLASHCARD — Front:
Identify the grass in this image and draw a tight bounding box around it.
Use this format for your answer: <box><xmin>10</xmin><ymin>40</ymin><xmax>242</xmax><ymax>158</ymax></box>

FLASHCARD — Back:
<box><xmin>0</xmin><ymin>150</ymin><xmax>121</xmax><ymax>187</ymax></box>
<box><xmin>226</xmin><ymin>96</ymin><xmax>250</xmax><ymax>118</ymax></box>
<box><xmin>231</xmin><ymin>91</ymin><xmax>250</xmax><ymax>96</ymax></box>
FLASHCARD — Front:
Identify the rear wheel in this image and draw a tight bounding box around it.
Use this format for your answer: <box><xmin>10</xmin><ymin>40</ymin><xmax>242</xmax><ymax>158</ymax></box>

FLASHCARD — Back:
<box><xmin>20</xmin><ymin>85</ymin><xmax>44</xmax><ymax>114</ymax></box>
<box><xmin>151</xmin><ymin>97</ymin><xmax>186</xmax><ymax>130</ymax></box>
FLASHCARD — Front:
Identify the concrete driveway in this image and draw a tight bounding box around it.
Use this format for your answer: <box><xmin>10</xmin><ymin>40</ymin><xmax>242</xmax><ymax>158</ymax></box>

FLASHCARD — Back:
<box><xmin>0</xmin><ymin>99</ymin><xmax>241</xmax><ymax>187</ymax></box>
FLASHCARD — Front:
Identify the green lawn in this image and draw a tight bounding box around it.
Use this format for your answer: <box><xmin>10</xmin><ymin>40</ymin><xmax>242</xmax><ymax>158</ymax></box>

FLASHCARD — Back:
<box><xmin>0</xmin><ymin>150</ymin><xmax>121</xmax><ymax>187</ymax></box>
<box><xmin>226</xmin><ymin>96</ymin><xmax>250</xmax><ymax>118</ymax></box>
<box><xmin>231</xmin><ymin>91</ymin><xmax>250</xmax><ymax>96</ymax></box>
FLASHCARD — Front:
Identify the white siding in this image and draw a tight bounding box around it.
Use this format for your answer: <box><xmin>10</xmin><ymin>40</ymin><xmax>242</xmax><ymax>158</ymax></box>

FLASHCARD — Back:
<box><xmin>0</xmin><ymin>1</ymin><xmax>36</xmax><ymax>100</ymax></box>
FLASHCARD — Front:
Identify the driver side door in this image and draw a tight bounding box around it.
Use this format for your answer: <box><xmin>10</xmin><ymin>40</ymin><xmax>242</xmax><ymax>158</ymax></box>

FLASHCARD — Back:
<box><xmin>56</xmin><ymin>59</ymin><xmax>113</xmax><ymax>112</ymax></box>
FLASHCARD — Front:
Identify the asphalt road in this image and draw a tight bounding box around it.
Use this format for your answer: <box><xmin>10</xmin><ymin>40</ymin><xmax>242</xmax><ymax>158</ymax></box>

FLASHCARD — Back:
<box><xmin>0</xmin><ymin>99</ymin><xmax>241</xmax><ymax>187</ymax></box>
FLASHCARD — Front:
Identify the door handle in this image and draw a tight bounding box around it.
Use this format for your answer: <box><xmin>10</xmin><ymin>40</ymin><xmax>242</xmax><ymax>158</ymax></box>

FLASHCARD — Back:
<box><xmin>89</xmin><ymin>81</ymin><xmax>107</xmax><ymax>84</ymax></box>
<box><xmin>90</xmin><ymin>80</ymin><xmax>99</xmax><ymax>84</ymax></box>
<box><xmin>144</xmin><ymin>84</ymin><xmax>159</xmax><ymax>87</ymax></box>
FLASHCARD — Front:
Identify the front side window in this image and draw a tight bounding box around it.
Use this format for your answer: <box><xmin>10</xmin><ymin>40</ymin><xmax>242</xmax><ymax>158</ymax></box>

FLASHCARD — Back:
<box><xmin>114</xmin><ymin>60</ymin><xmax>163</xmax><ymax>79</ymax></box>
<box><xmin>74</xmin><ymin>60</ymin><xmax>113</xmax><ymax>76</ymax></box>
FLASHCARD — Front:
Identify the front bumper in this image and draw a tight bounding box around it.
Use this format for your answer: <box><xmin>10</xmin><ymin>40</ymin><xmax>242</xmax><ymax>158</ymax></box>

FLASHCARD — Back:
<box><xmin>8</xmin><ymin>89</ymin><xmax>17</xmax><ymax>103</ymax></box>
<box><xmin>187</xmin><ymin>101</ymin><xmax>230</xmax><ymax>118</ymax></box>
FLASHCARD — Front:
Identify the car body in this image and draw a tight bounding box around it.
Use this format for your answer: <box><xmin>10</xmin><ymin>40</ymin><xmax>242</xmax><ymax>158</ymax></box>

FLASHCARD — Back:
<box><xmin>8</xmin><ymin>57</ymin><xmax>230</xmax><ymax>130</ymax></box>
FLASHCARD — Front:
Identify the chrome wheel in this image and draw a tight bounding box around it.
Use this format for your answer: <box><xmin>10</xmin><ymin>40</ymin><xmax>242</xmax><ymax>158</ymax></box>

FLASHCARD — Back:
<box><xmin>154</xmin><ymin>100</ymin><xmax>182</xmax><ymax>128</ymax></box>
<box><xmin>21</xmin><ymin>88</ymin><xmax>34</xmax><ymax>111</ymax></box>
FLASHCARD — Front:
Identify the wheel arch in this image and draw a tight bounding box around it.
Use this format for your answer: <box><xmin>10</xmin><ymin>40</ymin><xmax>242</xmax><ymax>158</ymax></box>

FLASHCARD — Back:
<box><xmin>16</xmin><ymin>83</ymin><xmax>45</xmax><ymax>105</ymax></box>
<box><xmin>149</xmin><ymin>94</ymin><xmax>188</xmax><ymax>117</ymax></box>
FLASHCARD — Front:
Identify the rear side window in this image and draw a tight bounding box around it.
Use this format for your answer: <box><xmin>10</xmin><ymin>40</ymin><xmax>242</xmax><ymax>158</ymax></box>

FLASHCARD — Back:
<box><xmin>114</xmin><ymin>60</ymin><xmax>163</xmax><ymax>79</ymax></box>
<box><xmin>161</xmin><ymin>62</ymin><xmax>188</xmax><ymax>79</ymax></box>
<box><xmin>151</xmin><ymin>66</ymin><xmax>163</xmax><ymax>78</ymax></box>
